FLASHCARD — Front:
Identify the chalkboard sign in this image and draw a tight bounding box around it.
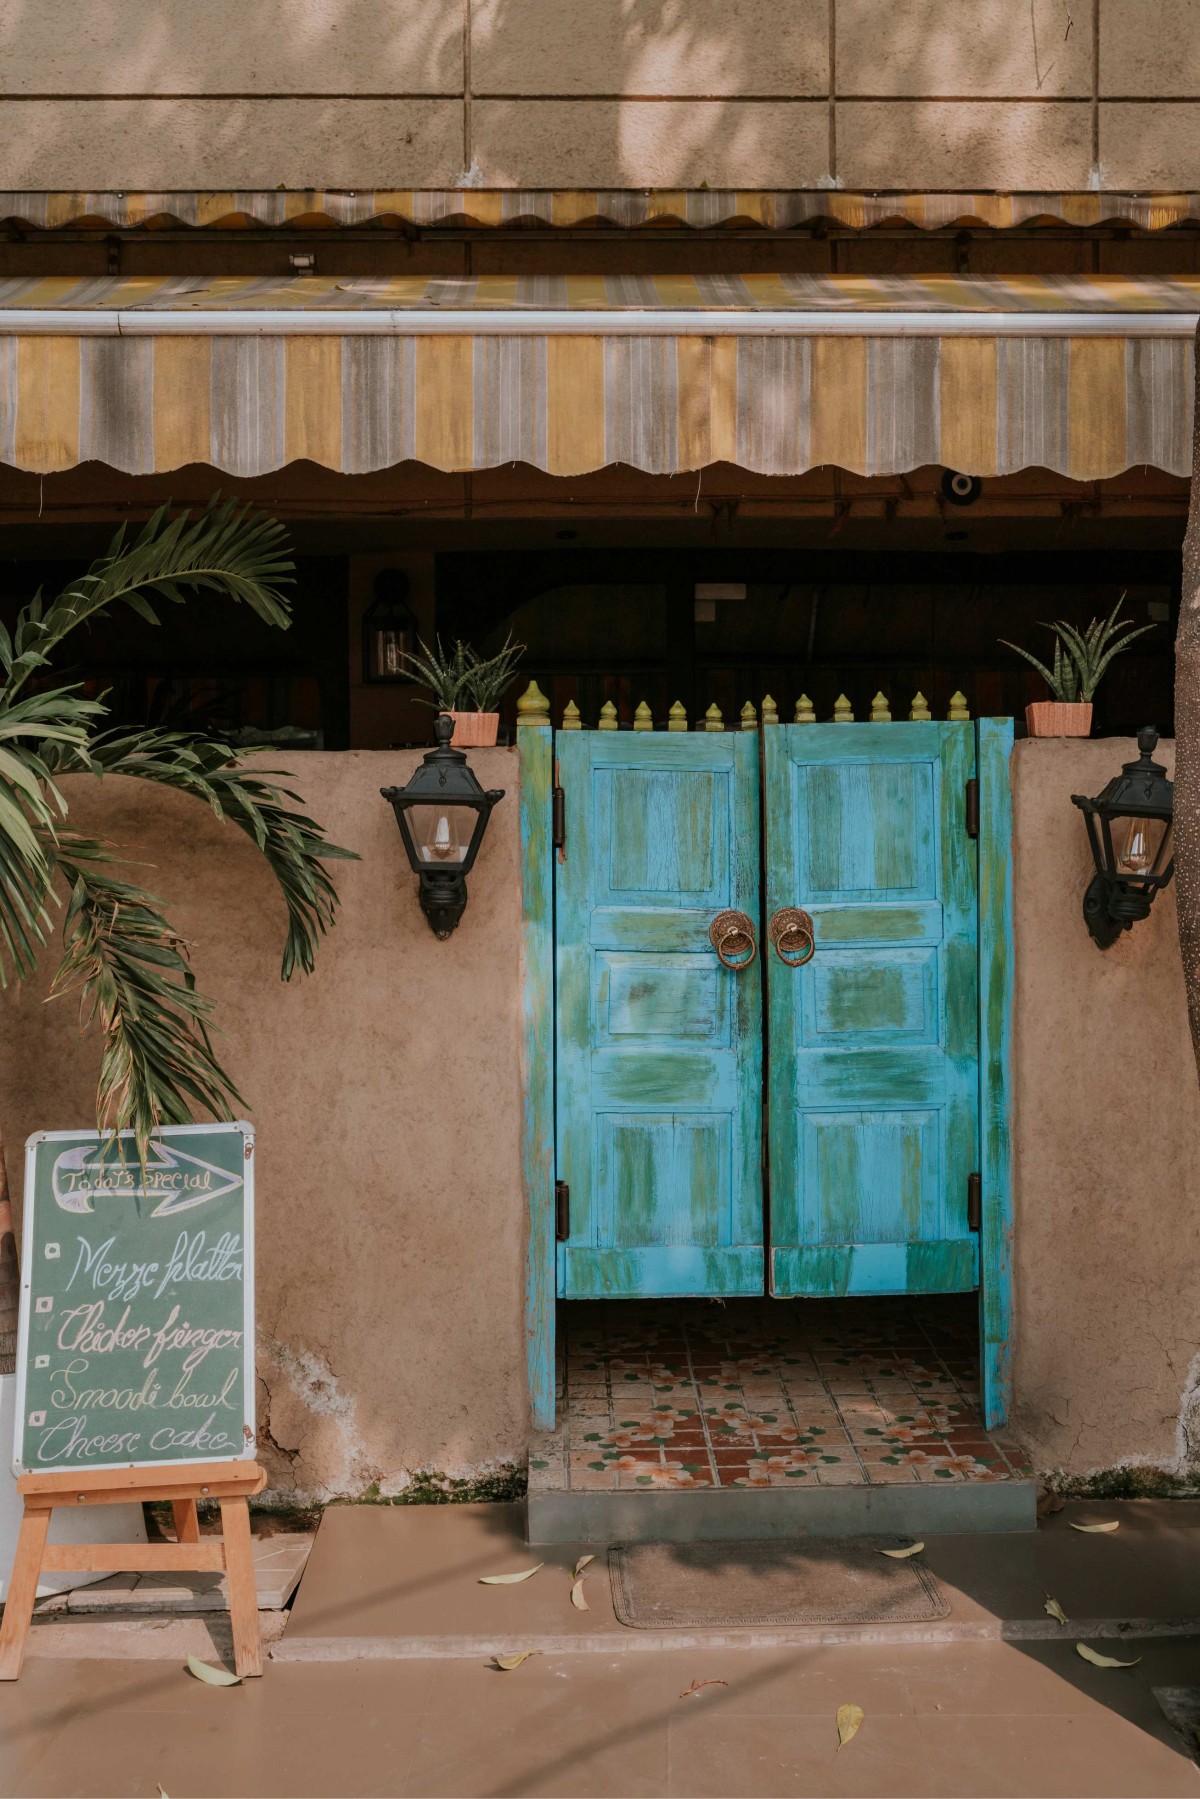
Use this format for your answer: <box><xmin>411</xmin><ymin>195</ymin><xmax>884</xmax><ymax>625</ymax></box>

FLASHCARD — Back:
<box><xmin>14</xmin><ymin>1123</ymin><xmax>255</xmax><ymax>1476</ymax></box>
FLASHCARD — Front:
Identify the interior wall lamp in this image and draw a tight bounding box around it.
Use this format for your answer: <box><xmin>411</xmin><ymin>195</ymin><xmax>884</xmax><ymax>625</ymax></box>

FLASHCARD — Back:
<box><xmin>362</xmin><ymin>568</ymin><xmax>418</xmax><ymax>685</ymax></box>
<box><xmin>1071</xmin><ymin>727</ymin><xmax>1175</xmax><ymax>950</ymax></box>
<box><xmin>380</xmin><ymin>713</ymin><xmax>504</xmax><ymax>938</ymax></box>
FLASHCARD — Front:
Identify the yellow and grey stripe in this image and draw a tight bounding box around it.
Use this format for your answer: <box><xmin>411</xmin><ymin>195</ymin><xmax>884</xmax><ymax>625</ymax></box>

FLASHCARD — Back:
<box><xmin>0</xmin><ymin>275</ymin><xmax>1196</xmax><ymax>479</ymax></box>
<box><xmin>3</xmin><ymin>191</ymin><xmax>1200</xmax><ymax>234</ymax></box>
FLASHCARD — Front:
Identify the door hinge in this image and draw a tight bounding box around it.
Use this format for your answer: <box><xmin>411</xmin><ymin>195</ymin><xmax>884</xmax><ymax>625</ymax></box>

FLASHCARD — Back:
<box><xmin>967</xmin><ymin>1172</ymin><xmax>982</xmax><ymax>1232</ymax></box>
<box><xmin>552</xmin><ymin>784</ymin><xmax>565</xmax><ymax>850</ymax></box>
<box><xmin>555</xmin><ymin>1180</ymin><xmax>570</xmax><ymax>1241</ymax></box>
<box><xmin>965</xmin><ymin>778</ymin><xmax>979</xmax><ymax>839</ymax></box>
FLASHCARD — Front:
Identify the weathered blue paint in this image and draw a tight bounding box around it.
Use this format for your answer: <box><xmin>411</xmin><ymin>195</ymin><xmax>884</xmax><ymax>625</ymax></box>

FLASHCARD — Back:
<box><xmin>765</xmin><ymin>723</ymin><xmax>980</xmax><ymax>1299</ymax></box>
<box><xmin>519</xmin><ymin>722</ymin><xmax>556</xmax><ymax>1430</ymax></box>
<box><xmin>555</xmin><ymin>729</ymin><xmax>763</xmax><ymax>1298</ymax></box>
<box><xmin>976</xmin><ymin>718</ymin><xmax>1015</xmax><ymax>1429</ymax></box>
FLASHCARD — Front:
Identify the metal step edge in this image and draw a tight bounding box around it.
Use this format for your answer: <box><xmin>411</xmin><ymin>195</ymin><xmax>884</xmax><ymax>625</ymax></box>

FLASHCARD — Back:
<box><xmin>526</xmin><ymin>1479</ymin><xmax>1038</xmax><ymax>1544</ymax></box>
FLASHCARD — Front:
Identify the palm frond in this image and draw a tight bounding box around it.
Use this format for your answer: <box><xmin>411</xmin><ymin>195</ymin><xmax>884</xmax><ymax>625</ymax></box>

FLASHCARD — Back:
<box><xmin>49</xmin><ymin>834</ymin><xmax>243</xmax><ymax>1157</ymax></box>
<box><xmin>78</xmin><ymin>731</ymin><xmax>356</xmax><ymax>980</ymax></box>
<box><xmin>0</xmin><ymin>504</ymin><xmax>349</xmax><ymax>1153</ymax></box>
<box><xmin>4</xmin><ymin>500</ymin><xmax>294</xmax><ymax>698</ymax></box>
<box><xmin>0</xmin><ymin>686</ymin><xmax>116</xmax><ymax>985</ymax></box>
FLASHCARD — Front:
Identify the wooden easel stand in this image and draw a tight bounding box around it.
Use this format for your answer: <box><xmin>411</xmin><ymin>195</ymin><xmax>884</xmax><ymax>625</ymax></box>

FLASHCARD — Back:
<box><xmin>0</xmin><ymin>1460</ymin><xmax>267</xmax><ymax>1680</ymax></box>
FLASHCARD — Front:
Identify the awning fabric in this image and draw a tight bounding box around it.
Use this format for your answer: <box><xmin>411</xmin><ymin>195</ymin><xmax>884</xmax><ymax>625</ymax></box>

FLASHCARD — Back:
<box><xmin>2</xmin><ymin>274</ymin><xmax>1197</xmax><ymax>481</ymax></box>
<box><xmin>4</xmin><ymin>190</ymin><xmax>1200</xmax><ymax>234</ymax></box>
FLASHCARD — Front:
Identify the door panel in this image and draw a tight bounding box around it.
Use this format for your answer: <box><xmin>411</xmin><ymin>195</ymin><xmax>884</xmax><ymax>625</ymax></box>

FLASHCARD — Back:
<box><xmin>766</xmin><ymin>723</ymin><xmax>979</xmax><ymax>1298</ymax></box>
<box><xmin>556</xmin><ymin>730</ymin><xmax>763</xmax><ymax>1298</ymax></box>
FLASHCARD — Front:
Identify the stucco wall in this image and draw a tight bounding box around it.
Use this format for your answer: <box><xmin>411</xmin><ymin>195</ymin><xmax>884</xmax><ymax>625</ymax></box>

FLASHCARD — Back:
<box><xmin>1011</xmin><ymin>736</ymin><xmax>1200</xmax><ymax>1484</ymax></box>
<box><xmin>0</xmin><ymin>751</ymin><xmax>529</xmax><ymax>1501</ymax></box>
<box><xmin>1</xmin><ymin>0</ymin><xmax>1197</xmax><ymax>190</ymax></box>
<box><xmin>0</xmin><ymin>735</ymin><xmax>1197</xmax><ymax>1494</ymax></box>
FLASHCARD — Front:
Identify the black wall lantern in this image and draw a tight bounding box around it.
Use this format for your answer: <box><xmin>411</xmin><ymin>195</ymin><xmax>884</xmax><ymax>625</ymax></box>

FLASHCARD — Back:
<box><xmin>362</xmin><ymin>568</ymin><xmax>418</xmax><ymax>684</ymax></box>
<box><xmin>380</xmin><ymin>713</ymin><xmax>505</xmax><ymax>938</ymax></box>
<box><xmin>1071</xmin><ymin>727</ymin><xmax>1175</xmax><ymax>950</ymax></box>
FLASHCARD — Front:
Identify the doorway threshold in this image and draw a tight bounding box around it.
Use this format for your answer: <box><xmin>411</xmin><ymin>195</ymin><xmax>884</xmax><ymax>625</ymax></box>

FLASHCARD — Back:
<box><xmin>528</xmin><ymin>1298</ymin><xmax>1035</xmax><ymax>1543</ymax></box>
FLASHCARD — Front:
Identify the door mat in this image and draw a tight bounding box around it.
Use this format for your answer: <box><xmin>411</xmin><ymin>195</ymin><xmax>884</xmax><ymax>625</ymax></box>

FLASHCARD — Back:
<box><xmin>609</xmin><ymin>1539</ymin><xmax>949</xmax><ymax>1628</ymax></box>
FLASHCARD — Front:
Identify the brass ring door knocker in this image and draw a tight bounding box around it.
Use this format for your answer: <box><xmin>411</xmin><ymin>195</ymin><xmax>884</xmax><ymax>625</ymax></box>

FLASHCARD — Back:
<box><xmin>770</xmin><ymin>907</ymin><xmax>816</xmax><ymax>967</ymax></box>
<box><xmin>708</xmin><ymin>909</ymin><xmax>758</xmax><ymax>971</ymax></box>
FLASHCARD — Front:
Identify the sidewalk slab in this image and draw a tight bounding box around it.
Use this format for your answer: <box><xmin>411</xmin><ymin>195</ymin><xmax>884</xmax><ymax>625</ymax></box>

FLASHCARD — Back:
<box><xmin>274</xmin><ymin>1498</ymin><xmax>1200</xmax><ymax>1663</ymax></box>
<box><xmin>1</xmin><ymin>1640</ymin><xmax>1198</xmax><ymax>1798</ymax></box>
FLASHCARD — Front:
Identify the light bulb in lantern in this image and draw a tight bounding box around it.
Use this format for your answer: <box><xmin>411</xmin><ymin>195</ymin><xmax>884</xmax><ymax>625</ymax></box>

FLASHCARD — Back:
<box><xmin>1116</xmin><ymin>815</ymin><xmax>1165</xmax><ymax>877</ymax></box>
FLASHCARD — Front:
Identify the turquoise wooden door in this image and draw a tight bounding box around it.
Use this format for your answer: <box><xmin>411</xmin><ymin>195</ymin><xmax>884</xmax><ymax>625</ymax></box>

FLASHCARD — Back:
<box><xmin>764</xmin><ymin>723</ymin><xmax>979</xmax><ymax>1299</ymax></box>
<box><xmin>555</xmin><ymin>730</ymin><xmax>763</xmax><ymax>1298</ymax></box>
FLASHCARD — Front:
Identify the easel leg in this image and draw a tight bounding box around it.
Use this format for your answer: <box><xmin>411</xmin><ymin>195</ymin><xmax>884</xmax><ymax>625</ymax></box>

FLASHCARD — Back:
<box><xmin>172</xmin><ymin>1499</ymin><xmax>200</xmax><ymax>1543</ymax></box>
<box><xmin>0</xmin><ymin>1507</ymin><xmax>51</xmax><ymax>1681</ymax></box>
<box><xmin>219</xmin><ymin>1496</ymin><xmax>261</xmax><ymax>1678</ymax></box>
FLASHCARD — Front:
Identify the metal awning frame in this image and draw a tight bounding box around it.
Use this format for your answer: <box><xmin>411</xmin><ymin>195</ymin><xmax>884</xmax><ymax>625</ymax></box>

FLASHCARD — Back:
<box><xmin>2</xmin><ymin>308</ymin><xmax>1197</xmax><ymax>338</ymax></box>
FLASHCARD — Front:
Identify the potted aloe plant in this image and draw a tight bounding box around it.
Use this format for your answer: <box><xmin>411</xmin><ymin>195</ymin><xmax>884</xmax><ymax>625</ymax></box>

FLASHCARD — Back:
<box><xmin>1000</xmin><ymin>599</ymin><xmax>1155</xmax><ymax>738</ymax></box>
<box><xmin>398</xmin><ymin>633</ymin><xmax>525</xmax><ymax>746</ymax></box>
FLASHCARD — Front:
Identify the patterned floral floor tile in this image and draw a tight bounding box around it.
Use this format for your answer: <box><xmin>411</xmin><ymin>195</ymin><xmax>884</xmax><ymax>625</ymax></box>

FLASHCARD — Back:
<box><xmin>558</xmin><ymin>1296</ymin><xmax>1029</xmax><ymax>1492</ymax></box>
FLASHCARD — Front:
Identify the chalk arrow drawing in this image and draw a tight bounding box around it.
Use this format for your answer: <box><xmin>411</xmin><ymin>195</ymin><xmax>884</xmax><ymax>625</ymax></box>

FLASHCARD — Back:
<box><xmin>52</xmin><ymin>1140</ymin><xmax>243</xmax><ymax>1217</ymax></box>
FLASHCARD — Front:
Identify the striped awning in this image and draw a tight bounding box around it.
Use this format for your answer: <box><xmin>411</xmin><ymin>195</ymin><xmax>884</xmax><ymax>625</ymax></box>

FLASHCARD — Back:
<box><xmin>4</xmin><ymin>190</ymin><xmax>1200</xmax><ymax>234</ymax></box>
<box><xmin>2</xmin><ymin>274</ymin><xmax>1197</xmax><ymax>481</ymax></box>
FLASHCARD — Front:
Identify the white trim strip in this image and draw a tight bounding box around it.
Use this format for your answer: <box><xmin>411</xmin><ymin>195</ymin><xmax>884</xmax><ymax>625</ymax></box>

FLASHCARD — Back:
<box><xmin>0</xmin><ymin>308</ymin><xmax>1196</xmax><ymax>338</ymax></box>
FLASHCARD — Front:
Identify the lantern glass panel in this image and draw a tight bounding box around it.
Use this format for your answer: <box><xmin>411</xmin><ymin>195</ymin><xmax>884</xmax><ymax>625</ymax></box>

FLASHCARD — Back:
<box><xmin>408</xmin><ymin>803</ymin><xmax>479</xmax><ymax>865</ymax></box>
<box><xmin>370</xmin><ymin>624</ymin><xmax>411</xmax><ymax>681</ymax></box>
<box><xmin>1116</xmin><ymin>814</ymin><xmax>1171</xmax><ymax>878</ymax></box>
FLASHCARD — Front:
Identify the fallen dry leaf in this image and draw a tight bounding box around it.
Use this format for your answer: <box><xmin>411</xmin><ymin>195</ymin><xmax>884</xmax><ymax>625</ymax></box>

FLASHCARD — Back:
<box><xmin>1044</xmin><ymin>1595</ymin><xmax>1069</xmax><ymax>1626</ymax></box>
<box><xmin>1037</xmin><ymin>1491</ymin><xmax>1065</xmax><ymax>1518</ymax></box>
<box><xmin>479</xmin><ymin>1564</ymin><xmax>544</xmax><ymax>1585</ymax></box>
<box><xmin>572</xmin><ymin>1554</ymin><xmax>595</xmax><ymax>1580</ymax></box>
<box><xmin>1070</xmin><ymin>1520</ymin><xmax>1119</xmax><ymax>1534</ymax></box>
<box><xmin>570</xmin><ymin>1577</ymin><xmax>589</xmax><ymax>1611</ymax></box>
<box><xmin>1076</xmin><ymin>1643</ymin><xmax>1141</xmax><ymax>1669</ymax></box>
<box><xmin>185</xmin><ymin>1655</ymin><xmax>241</xmax><ymax>1687</ymax></box>
<box><xmin>836</xmin><ymin>1703</ymin><xmax>864</xmax><ymax>1750</ymax></box>
<box><xmin>878</xmin><ymin>1542</ymin><xmax>924</xmax><ymax>1559</ymax></box>
<box><xmin>680</xmin><ymin>1679</ymin><xmax>729</xmax><ymax>1699</ymax></box>
<box><xmin>492</xmin><ymin>1651</ymin><xmax>539</xmax><ymax>1670</ymax></box>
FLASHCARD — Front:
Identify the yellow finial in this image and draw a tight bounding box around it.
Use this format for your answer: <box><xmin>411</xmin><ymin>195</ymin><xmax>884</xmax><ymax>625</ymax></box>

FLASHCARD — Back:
<box><xmin>869</xmin><ymin>691</ymin><xmax>891</xmax><ymax>723</ymax></box>
<box><xmin>668</xmin><ymin>700</ymin><xmax>688</xmax><ymax>732</ymax></box>
<box><xmin>762</xmin><ymin>694</ymin><xmax>779</xmax><ymax>726</ymax></box>
<box><xmin>948</xmin><ymin>690</ymin><xmax>970</xmax><ymax>721</ymax></box>
<box><xmin>633</xmin><ymin>701</ymin><xmax>653</xmax><ymax>731</ymax></box>
<box><xmin>561</xmin><ymin>698</ymin><xmax>581</xmax><ymax>730</ymax></box>
<box><xmin>909</xmin><ymin>691</ymin><xmax>931</xmax><ymax>721</ymax></box>
<box><xmin>704</xmin><ymin>703</ymin><xmax>724</xmax><ymax>732</ymax></box>
<box><xmin>833</xmin><ymin>693</ymin><xmax>854</xmax><ymax>723</ymax></box>
<box><xmin>794</xmin><ymin>694</ymin><xmax>816</xmax><ymax>724</ymax></box>
<box><xmin>598</xmin><ymin>700</ymin><xmax>618</xmax><ymax>731</ymax></box>
<box><xmin>516</xmin><ymin>679</ymin><xmax>550</xmax><ymax>726</ymax></box>
<box><xmin>740</xmin><ymin>701</ymin><xmax>757</xmax><ymax>731</ymax></box>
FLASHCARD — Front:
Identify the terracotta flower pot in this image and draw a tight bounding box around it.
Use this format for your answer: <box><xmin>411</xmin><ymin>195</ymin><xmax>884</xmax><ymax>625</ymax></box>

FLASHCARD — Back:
<box><xmin>1025</xmin><ymin>701</ymin><xmax>1093</xmax><ymax>738</ymax></box>
<box><xmin>447</xmin><ymin>710</ymin><xmax>500</xmax><ymax>747</ymax></box>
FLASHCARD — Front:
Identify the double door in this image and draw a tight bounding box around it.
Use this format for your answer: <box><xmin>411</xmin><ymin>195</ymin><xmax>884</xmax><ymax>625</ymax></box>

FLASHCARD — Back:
<box><xmin>554</xmin><ymin>720</ymin><xmax>1010</xmax><ymax>1418</ymax></box>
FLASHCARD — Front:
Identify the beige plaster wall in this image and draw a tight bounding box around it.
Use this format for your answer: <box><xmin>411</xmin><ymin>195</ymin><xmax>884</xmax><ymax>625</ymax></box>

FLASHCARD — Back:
<box><xmin>0</xmin><ymin>735</ymin><xmax>1197</xmax><ymax>1494</ymax></box>
<box><xmin>1011</xmin><ymin>737</ymin><xmax>1200</xmax><ymax>1483</ymax></box>
<box><xmin>1</xmin><ymin>0</ymin><xmax>1198</xmax><ymax>191</ymax></box>
<box><xmin>0</xmin><ymin>751</ymin><xmax>529</xmax><ymax>1501</ymax></box>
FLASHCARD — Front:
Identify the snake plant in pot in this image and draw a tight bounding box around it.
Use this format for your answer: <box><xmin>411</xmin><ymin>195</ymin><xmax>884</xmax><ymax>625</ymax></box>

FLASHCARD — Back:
<box><xmin>396</xmin><ymin>633</ymin><xmax>525</xmax><ymax>746</ymax></box>
<box><xmin>1000</xmin><ymin>599</ymin><xmax>1155</xmax><ymax>737</ymax></box>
